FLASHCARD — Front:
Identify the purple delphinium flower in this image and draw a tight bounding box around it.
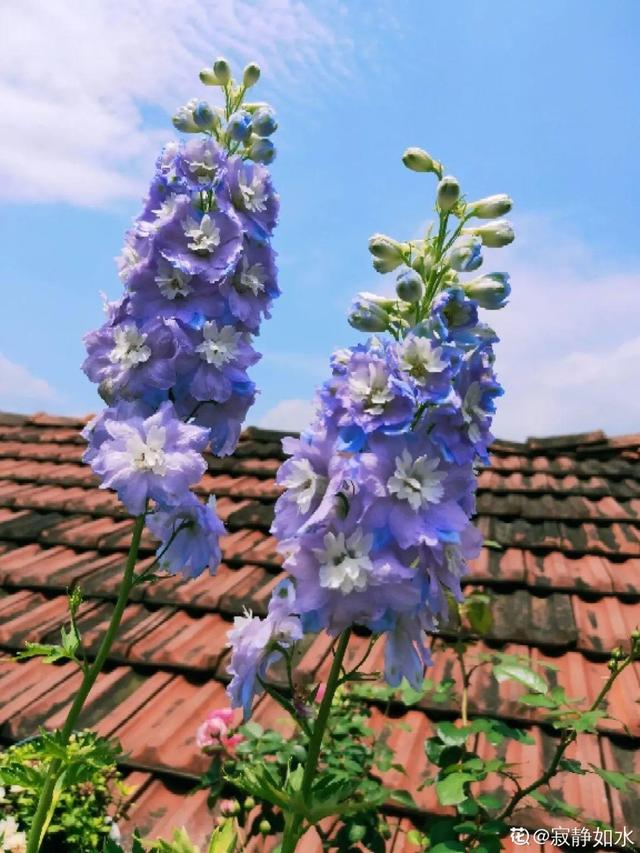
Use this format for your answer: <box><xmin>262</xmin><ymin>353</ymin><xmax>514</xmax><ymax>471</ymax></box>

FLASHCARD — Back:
<box><xmin>175</xmin><ymin>138</ymin><xmax>227</xmax><ymax>193</ymax></box>
<box><xmin>126</xmin><ymin>257</ymin><xmax>225</xmax><ymax>323</ymax></box>
<box><xmin>147</xmin><ymin>493</ymin><xmax>225</xmax><ymax>577</ymax></box>
<box><xmin>82</xmin><ymin>317</ymin><xmax>181</xmax><ymax>402</ymax></box>
<box><xmin>225</xmin><ymin>157</ymin><xmax>279</xmax><ymax>240</ymax></box>
<box><xmin>87</xmin><ymin>401</ymin><xmax>208</xmax><ymax>515</ymax></box>
<box><xmin>155</xmin><ymin>198</ymin><xmax>243</xmax><ymax>284</ymax></box>
<box><xmin>219</xmin><ymin>238</ymin><xmax>280</xmax><ymax>331</ymax></box>
<box><xmin>178</xmin><ymin>320</ymin><xmax>260</xmax><ymax>403</ymax></box>
<box><xmin>226</xmin><ymin>580</ymin><xmax>302</xmax><ymax>718</ymax></box>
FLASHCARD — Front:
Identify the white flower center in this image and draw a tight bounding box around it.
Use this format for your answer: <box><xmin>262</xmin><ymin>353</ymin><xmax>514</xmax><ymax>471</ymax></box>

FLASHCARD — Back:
<box><xmin>348</xmin><ymin>362</ymin><xmax>394</xmax><ymax>414</ymax></box>
<box><xmin>315</xmin><ymin>529</ymin><xmax>373</xmax><ymax>594</ymax></box>
<box><xmin>387</xmin><ymin>450</ymin><xmax>446</xmax><ymax>510</ymax></box>
<box><xmin>281</xmin><ymin>458</ymin><xmax>326</xmax><ymax>514</ymax></box>
<box><xmin>398</xmin><ymin>337</ymin><xmax>448</xmax><ymax>382</ymax></box>
<box><xmin>126</xmin><ymin>426</ymin><xmax>167</xmax><ymax>474</ymax></box>
<box><xmin>138</xmin><ymin>196</ymin><xmax>179</xmax><ymax>237</ymax></box>
<box><xmin>110</xmin><ymin>326</ymin><xmax>151</xmax><ymax>369</ymax></box>
<box><xmin>184</xmin><ymin>213</ymin><xmax>221</xmax><ymax>253</ymax></box>
<box><xmin>195</xmin><ymin>321</ymin><xmax>241</xmax><ymax>367</ymax></box>
<box><xmin>238</xmin><ymin>258</ymin><xmax>267</xmax><ymax>295</ymax></box>
<box><xmin>186</xmin><ymin>150</ymin><xmax>220</xmax><ymax>184</ymax></box>
<box><xmin>155</xmin><ymin>262</ymin><xmax>193</xmax><ymax>299</ymax></box>
<box><xmin>238</xmin><ymin>173</ymin><xmax>267</xmax><ymax>213</ymax></box>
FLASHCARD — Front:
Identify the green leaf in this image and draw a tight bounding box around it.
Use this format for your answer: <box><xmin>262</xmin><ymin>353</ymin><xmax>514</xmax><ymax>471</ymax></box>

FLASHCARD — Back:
<box><xmin>483</xmin><ymin>539</ymin><xmax>503</xmax><ymax>551</ymax></box>
<box><xmin>590</xmin><ymin>765</ymin><xmax>640</xmax><ymax>791</ymax></box>
<box><xmin>558</xmin><ymin>758</ymin><xmax>586</xmax><ymax>775</ymax></box>
<box><xmin>430</xmin><ymin>843</ymin><xmax>466</xmax><ymax>853</ymax></box>
<box><xmin>436</xmin><ymin>772</ymin><xmax>474</xmax><ymax>806</ymax></box>
<box><xmin>476</xmin><ymin>792</ymin><xmax>503</xmax><ymax>810</ymax></box>
<box><xmin>436</xmin><ymin>721</ymin><xmax>470</xmax><ymax>746</ymax></box>
<box><xmin>470</xmin><ymin>717</ymin><xmax>535</xmax><ymax>745</ymax></box>
<box><xmin>552</xmin><ymin>709</ymin><xmax>605</xmax><ymax>733</ymax></box>
<box><xmin>242</xmin><ymin>721</ymin><xmax>263</xmax><ymax>738</ymax></box>
<box><xmin>519</xmin><ymin>692</ymin><xmax>557</xmax><ymax>708</ymax></box>
<box><xmin>493</xmin><ymin>661</ymin><xmax>547</xmax><ymax>694</ymax></box>
<box><xmin>208</xmin><ymin>820</ymin><xmax>237</xmax><ymax>853</ymax></box>
<box><xmin>389</xmin><ymin>789</ymin><xmax>418</xmax><ymax>810</ymax></box>
<box><xmin>16</xmin><ymin>642</ymin><xmax>72</xmax><ymax>664</ymax></box>
<box><xmin>464</xmin><ymin>593</ymin><xmax>493</xmax><ymax>635</ymax></box>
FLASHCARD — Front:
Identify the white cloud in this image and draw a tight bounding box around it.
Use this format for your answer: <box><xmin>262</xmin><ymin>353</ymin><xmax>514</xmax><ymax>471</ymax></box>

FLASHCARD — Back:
<box><xmin>259</xmin><ymin>398</ymin><xmax>315</xmax><ymax>431</ymax></box>
<box><xmin>0</xmin><ymin>0</ymin><xmax>349</xmax><ymax>206</ymax></box>
<box><xmin>0</xmin><ymin>353</ymin><xmax>61</xmax><ymax>412</ymax></box>
<box><xmin>487</xmin><ymin>213</ymin><xmax>640</xmax><ymax>440</ymax></box>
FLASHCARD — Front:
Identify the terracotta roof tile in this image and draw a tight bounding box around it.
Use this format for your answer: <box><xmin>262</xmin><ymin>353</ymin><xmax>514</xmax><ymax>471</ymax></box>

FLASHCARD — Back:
<box><xmin>0</xmin><ymin>413</ymin><xmax>638</xmax><ymax>838</ymax></box>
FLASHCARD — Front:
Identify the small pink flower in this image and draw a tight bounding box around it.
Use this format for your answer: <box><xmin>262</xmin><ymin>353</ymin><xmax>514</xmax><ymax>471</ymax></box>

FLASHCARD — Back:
<box><xmin>196</xmin><ymin>707</ymin><xmax>242</xmax><ymax>753</ymax></box>
<box><xmin>315</xmin><ymin>683</ymin><xmax>327</xmax><ymax>703</ymax></box>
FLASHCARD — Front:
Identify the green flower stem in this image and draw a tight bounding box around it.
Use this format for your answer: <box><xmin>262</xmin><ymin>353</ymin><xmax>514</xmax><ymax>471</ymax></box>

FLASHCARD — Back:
<box><xmin>498</xmin><ymin>651</ymin><xmax>635</xmax><ymax>822</ymax></box>
<box><xmin>26</xmin><ymin>513</ymin><xmax>146</xmax><ymax>853</ymax></box>
<box><xmin>281</xmin><ymin>628</ymin><xmax>352</xmax><ymax>853</ymax></box>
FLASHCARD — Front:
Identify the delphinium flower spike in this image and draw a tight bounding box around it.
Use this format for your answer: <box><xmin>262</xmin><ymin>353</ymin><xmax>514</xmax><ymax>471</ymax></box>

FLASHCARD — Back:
<box><xmin>227</xmin><ymin>145</ymin><xmax>514</xmax><ymax>714</ymax></box>
<box><xmin>83</xmin><ymin>57</ymin><xmax>281</xmax><ymax>576</ymax></box>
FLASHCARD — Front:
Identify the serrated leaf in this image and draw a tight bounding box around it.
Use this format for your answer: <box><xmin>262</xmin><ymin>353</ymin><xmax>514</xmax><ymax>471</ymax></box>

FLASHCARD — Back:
<box><xmin>590</xmin><ymin>765</ymin><xmax>640</xmax><ymax>791</ymax></box>
<box><xmin>470</xmin><ymin>717</ymin><xmax>535</xmax><ymax>745</ymax></box>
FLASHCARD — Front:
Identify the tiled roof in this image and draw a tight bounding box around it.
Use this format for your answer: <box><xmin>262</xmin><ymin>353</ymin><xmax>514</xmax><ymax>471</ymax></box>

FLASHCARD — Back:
<box><xmin>0</xmin><ymin>411</ymin><xmax>638</xmax><ymax>851</ymax></box>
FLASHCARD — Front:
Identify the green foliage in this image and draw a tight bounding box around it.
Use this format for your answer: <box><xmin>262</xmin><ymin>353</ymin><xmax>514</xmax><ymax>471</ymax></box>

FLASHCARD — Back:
<box><xmin>17</xmin><ymin>587</ymin><xmax>85</xmax><ymax>669</ymax></box>
<box><xmin>0</xmin><ymin>730</ymin><xmax>128</xmax><ymax>853</ymax></box>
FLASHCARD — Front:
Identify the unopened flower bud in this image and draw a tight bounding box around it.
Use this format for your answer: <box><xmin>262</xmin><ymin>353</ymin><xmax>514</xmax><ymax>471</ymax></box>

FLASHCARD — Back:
<box><xmin>242</xmin><ymin>63</ymin><xmax>261</xmax><ymax>88</ymax></box>
<box><xmin>248</xmin><ymin>137</ymin><xmax>276</xmax><ymax>164</ymax></box>
<box><xmin>172</xmin><ymin>106</ymin><xmax>199</xmax><ymax>133</ymax></box>
<box><xmin>213</xmin><ymin>57</ymin><xmax>231</xmax><ymax>85</ymax></box>
<box><xmin>372</xmin><ymin>255</ymin><xmax>402</xmax><ymax>274</ymax></box>
<box><xmin>368</xmin><ymin>234</ymin><xmax>404</xmax><ymax>262</ymax></box>
<box><xmin>199</xmin><ymin>68</ymin><xmax>221</xmax><ymax>86</ymax></box>
<box><xmin>348</xmin><ymin>293</ymin><xmax>391</xmax><ymax>332</ymax></box>
<box><xmin>244</xmin><ymin>797</ymin><xmax>256</xmax><ymax>810</ymax></box>
<box><xmin>402</xmin><ymin>147</ymin><xmax>443</xmax><ymax>177</ymax></box>
<box><xmin>192</xmin><ymin>100</ymin><xmax>215</xmax><ymax>129</ymax></box>
<box><xmin>259</xmin><ymin>820</ymin><xmax>272</xmax><ymax>836</ymax></box>
<box><xmin>252</xmin><ymin>106</ymin><xmax>278</xmax><ymax>137</ymax></box>
<box><xmin>465</xmin><ymin>219</ymin><xmax>515</xmax><ymax>248</ymax></box>
<box><xmin>395</xmin><ymin>269</ymin><xmax>424</xmax><ymax>304</ymax></box>
<box><xmin>466</xmin><ymin>193</ymin><xmax>513</xmax><ymax>219</ymax></box>
<box><xmin>463</xmin><ymin>273</ymin><xmax>511</xmax><ymax>309</ymax></box>
<box><xmin>220</xmin><ymin>798</ymin><xmax>240</xmax><ymax>816</ymax></box>
<box><xmin>445</xmin><ymin>235</ymin><xmax>482</xmax><ymax>272</ymax></box>
<box><xmin>437</xmin><ymin>175</ymin><xmax>460</xmax><ymax>212</ymax></box>
<box><xmin>227</xmin><ymin>110</ymin><xmax>253</xmax><ymax>142</ymax></box>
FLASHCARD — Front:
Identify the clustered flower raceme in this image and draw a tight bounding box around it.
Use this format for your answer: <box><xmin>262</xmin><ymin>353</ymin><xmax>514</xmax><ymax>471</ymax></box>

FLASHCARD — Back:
<box><xmin>226</xmin><ymin>146</ymin><xmax>514</xmax><ymax>714</ymax></box>
<box><xmin>82</xmin><ymin>59</ymin><xmax>279</xmax><ymax>578</ymax></box>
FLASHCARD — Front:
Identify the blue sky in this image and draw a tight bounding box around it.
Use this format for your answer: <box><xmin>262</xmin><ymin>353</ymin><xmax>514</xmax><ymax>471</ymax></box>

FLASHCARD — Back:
<box><xmin>1</xmin><ymin>0</ymin><xmax>639</xmax><ymax>439</ymax></box>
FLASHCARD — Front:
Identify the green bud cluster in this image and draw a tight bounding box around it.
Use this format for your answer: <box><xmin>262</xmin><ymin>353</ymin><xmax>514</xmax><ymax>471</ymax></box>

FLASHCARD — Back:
<box><xmin>351</xmin><ymin>144</ymin><xmax>516</xmax><ymax>334</ymax></box>
<box><xmin>172</xmin><ymin>56</ymin><xmax>277</xmax><ymax>163</ymax></box>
